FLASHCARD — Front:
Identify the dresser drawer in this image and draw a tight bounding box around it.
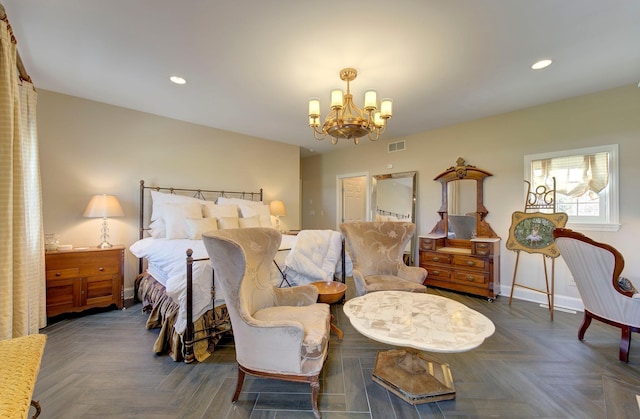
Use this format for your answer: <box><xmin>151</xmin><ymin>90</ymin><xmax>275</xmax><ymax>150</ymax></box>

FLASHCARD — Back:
<box><xmin>452</xmin><ymin>255</ymin><xmax>487</xmax><ymax>270</ymax></box>
<box><xmin>420</xmin><ymin>238</ymin><xmax>435</xmax><ymax>251</ymax></box>
<box><xmin>474</xmin><ymin>242</ymin><xmax>492</xmax><ymax>256</ymax></box>
<box><xmin>451</xmin><ymin>269</ymin><xmax>489</xmax><ymax>286</ymax></box>
<box><xmin>420</xmin><ymin>251</ymin><xmax>453</xmax><ymax>265</ymax></box>
<box><xmin>46</xmin><ymin>267</ymin><xmax>80</xmax><ymax>280</ymax></box>
<box><xmin>426</xmin><ymin>267</ymin><xmax>451</xmax><ymax>281</ymax></box>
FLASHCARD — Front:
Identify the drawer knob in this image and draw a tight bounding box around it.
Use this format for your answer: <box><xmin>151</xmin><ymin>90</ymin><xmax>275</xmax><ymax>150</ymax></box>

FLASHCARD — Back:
<box><xmin>432</xmin><ymin>270</ymin><xmax>440</xmax><ymax>275</ymax></box>
<box><xmin>432</xmin><ymin>257</ymin><xmax>440</xmax><ymax>262</ymax></box>
<box><xmin>98</xmin><ymin>267</ymin><xmax>104</xmax><ymax>271</ymax></box>
<box><xmin>466</xmin><ymin>275</ymin><xmax>475</xmax><ymax>281</ymax></box>
<box><xmin>466</xmin><ymin>261</ymin><xmax>475</xmax><ymax>266</ymax></box>
<box><xmin>55</xmin><ymin>272</ymin><xmax>61</xmax><ymax>277</ymax></box>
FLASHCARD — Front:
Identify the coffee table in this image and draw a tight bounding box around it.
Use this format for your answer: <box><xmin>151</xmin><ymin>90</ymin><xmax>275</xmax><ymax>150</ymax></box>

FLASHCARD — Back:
<box><xmin>343</xmin><ymin>290</ymin><xmax>495</xmax><ymax>404</ymax></box>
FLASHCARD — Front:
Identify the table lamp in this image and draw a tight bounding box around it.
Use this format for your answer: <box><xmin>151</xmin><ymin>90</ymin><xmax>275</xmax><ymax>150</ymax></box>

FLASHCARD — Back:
<box><xmin>269</xmin><ymin>200</ymin><xmax>287</xmax><ymax>232</ymax></box>
<box><xmin>83</xmin><ymin>194</ymin><xmax>124</xmax><ymax>248</ymax></box>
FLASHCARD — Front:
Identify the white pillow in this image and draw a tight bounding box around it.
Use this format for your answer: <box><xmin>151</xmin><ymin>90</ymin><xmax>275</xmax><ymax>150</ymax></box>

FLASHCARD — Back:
<box><xmin>217</xmin><ymin>197</ymin><xmax>265</xmax><ymax>220</ymax></box>
<box><xmin>239</xmin><ymin>215</ymin><xmax>261</xmax><ymax>228</ymax></box>
<box><xmin>149</xmin><ymin>218</ymin><xmax>166</xmax><ymax>238</ymax></box>
<box><xmin>185</xmin><ymin>217</ymin><xmax>218</xmax><ymax>240</ymax></box>
<box><xmin>151</xmin><ymin>190</ymin><xmax>204</xmax><ymax>221</ymax></box>
<box><xmin>218</xmin><ymin>216</ymin><xmax>240</xmax><ymax>229</ymax></box>
<box><xmin>217</xmin><ymin>197</ymin><xmax>263</xmax><ymax>207</ymax></box>
<box><xmin>160</xmin><ymin>202</ymin><xmax>203</xmax><ymax>239</ymax></box>
<box><xmin>238</xmin><ymin>203</ymin><xmax>273</xmax><ymax>227</ymax></box>
<box><xmin>202</xmin><ymin>201</ymin><xmax>239</xmax><ymax>219</ymax></box>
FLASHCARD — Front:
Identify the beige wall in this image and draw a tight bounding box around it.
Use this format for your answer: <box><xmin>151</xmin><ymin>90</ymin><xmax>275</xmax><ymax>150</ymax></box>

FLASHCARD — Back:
<box><xmin>38</xmin><ymin>90</ymin><xmax>300</xmax><ymax>297</ymax></box>
<box><xmin>301</xmin><ymin>84</ymin><xmax>640</xmax><ymax>310</ymax></box>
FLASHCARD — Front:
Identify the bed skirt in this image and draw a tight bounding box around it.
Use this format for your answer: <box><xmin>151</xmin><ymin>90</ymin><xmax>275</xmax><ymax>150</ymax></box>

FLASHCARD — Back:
<box><xmin>135</xmin><ymin>273</ymin><xmax>232</xmax><ymax>362</ymax></box>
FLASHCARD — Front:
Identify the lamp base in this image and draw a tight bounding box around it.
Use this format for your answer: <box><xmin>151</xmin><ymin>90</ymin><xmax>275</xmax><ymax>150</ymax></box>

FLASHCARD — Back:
<box><xmin>97</xmin><ymin>241</ymin><xmax>113</xmax><ymax>249</ymax></box>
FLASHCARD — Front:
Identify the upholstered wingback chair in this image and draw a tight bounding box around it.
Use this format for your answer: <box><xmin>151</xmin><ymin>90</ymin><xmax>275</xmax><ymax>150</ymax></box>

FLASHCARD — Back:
<box><xmin>340</xmin><ymin>221</ymin><xmax>427</xmax><ymax>296</ymax></box>
<box><xmin>202</xmin><ymin>228</ymin><xmax>330</xmax><ymax>418</ymax></box>
<box><xmin>554</xmin><ymin>228</ymin><xmax>640</xmax><ymax>362</ymax></box>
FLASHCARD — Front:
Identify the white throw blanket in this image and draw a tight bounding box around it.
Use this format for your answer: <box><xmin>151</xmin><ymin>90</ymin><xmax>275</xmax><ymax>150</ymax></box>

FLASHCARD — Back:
<box><xmin>284</xmin><ymin>230</ymin><xmax>351</xmax><ymax>285</ymax></box>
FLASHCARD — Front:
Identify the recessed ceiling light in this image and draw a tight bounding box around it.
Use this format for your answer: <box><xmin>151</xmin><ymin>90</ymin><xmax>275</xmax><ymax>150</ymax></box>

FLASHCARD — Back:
<box><xmin>531</xmin><ymin>59</ymin><xmax>552</xmax><ymax>70</ymax></box>
<box><xmin>170</xmin><ymin>75</ymin><xmax>186</xmax><ymax>85</ymax></box>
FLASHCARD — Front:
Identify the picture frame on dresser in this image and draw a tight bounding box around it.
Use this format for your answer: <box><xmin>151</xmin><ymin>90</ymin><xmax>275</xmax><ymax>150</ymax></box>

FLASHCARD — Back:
<box><xmin>419</xmin><ymin>157</ymin><xmax>501</xmax><ymax>301</ymax></box>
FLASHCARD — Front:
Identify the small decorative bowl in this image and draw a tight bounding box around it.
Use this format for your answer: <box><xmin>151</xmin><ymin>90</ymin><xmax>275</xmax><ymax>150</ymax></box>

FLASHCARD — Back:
<box><xmin>311</xmin><ymin>281</ymin><xmax>347</xmax><ymax>304</ymax></box>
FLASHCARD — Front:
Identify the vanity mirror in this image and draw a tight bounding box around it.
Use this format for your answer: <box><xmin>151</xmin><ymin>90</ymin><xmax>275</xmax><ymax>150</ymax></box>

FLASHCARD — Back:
<box><xmin>419</xmin><ymin>158</ymin><xmax>501</xmax><ymax>301</ymax></box>
<box><xmin>371</xmin><ymin>171</ymin><xmax>417</xmax><ymax>263</ymax></box>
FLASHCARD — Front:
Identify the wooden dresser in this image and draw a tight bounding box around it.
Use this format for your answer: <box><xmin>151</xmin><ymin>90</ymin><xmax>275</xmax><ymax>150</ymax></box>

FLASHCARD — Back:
<box><xmin>419</xmin><ymin>235</ymin><xmax>500</xmax><ymax>301</ymax></box>
<box><xmin>45</xmin><ymin>246</ymin><xmax>124</xmax><ymax>317</ymax></box>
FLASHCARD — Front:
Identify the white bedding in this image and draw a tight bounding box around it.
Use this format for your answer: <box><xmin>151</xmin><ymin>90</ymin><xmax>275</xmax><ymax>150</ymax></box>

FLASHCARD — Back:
<box><xmin>284</xmin><ymin>230</ymin><xmax>352</xmax><ymax>285</ymax></box>
<box><xmin>130</xmin><ymin>234</ymin><xmax>297</xmax><ymax>334</ymax></box>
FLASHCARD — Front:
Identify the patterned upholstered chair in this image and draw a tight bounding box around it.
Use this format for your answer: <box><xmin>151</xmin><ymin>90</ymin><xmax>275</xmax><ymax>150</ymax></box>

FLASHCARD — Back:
<box><xmin>202</xmin><ymin>228</ymin><xmax>330</xmax><ymax>419</ymax></box>
<box><xmin>554</xmin><ymin>228</ymin><xmax>640</xmax><ymax>362</ymax></box>
<box><xmin>340</xmin><ymin>221</ymin><xmax>427</xmax><ymax>297</ymax></box>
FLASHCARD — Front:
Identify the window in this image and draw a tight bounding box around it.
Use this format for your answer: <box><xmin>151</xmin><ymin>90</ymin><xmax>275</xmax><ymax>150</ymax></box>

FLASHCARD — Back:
<box><xmin>524</xmin><ymin>144</ymin><xmax>619</xmax><ymax>232</ymax></box>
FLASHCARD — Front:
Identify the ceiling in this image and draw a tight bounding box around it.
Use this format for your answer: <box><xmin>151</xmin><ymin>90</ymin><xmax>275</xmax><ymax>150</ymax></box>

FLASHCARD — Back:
<box><xmin>5</xmin><ymin>1</ymin><xmax>640</xmax><ymax>158</ymax></box>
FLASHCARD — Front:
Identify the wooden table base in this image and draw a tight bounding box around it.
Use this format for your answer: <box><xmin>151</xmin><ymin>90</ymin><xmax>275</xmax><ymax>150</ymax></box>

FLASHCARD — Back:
<box><xmin>372</xmin><ymin>348</ymin><xmax>455</xmax><ymax>404</ymax></box>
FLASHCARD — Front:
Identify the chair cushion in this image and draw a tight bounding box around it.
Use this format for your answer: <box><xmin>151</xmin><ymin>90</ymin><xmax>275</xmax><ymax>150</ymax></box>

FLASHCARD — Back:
<box><xmin>253</xmin><ymin>303</ymin><xmax>330</xmax><ymax>360</ymax></box>
<box><xmin>365</xmin><ymin>274</ymin><xmax>427</xmax><ymax>293</ymax></box>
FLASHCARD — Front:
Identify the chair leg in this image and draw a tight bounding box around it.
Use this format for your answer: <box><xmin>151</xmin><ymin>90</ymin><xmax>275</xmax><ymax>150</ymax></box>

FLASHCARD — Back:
<box><xmin>620</xmin><ymin>326</ymin><xmax>631</xmax><ymax>363</ymax></box>
<box><xmin>310</xmin><ymin>375</ymin><xmax>321</xmax><ymax>419</ymax></box>
<box><xmin>30</xmin><ymin>399</ymin><xmax>41</xmax><ymax>419</ymax></box>
<box><xmin>578</xmin><ymin>312</ymin><xmax>593</xmax><ymax>340</ymax></box>
<box><xmin>232</xmin><ymin>366</ymin><xmax>246</xmax><ymax>402</ymax></box>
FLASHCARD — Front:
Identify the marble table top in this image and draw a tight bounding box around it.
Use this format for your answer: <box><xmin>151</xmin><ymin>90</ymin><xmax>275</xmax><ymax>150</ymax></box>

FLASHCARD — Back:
<box><xmin>343</xmin><ymin>291</ymin><xmax>495</xmax><ymax>353</ymax></box>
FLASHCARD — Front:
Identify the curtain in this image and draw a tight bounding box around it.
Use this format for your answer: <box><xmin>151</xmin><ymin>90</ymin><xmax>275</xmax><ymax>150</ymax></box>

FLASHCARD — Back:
<box><xmin>0</xmin><ymin>11</ymin><xmax>46</xmax><ymax>338</ymax></box>
<box><xmin>532</xmin><ymin>152</ymin><xmax>609</xmax><ymax>198</ymax></box>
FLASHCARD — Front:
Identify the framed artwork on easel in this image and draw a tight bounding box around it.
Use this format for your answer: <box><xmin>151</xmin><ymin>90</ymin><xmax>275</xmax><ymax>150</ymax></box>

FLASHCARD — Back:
<box><xmin>507</xmin><ymin>178</ymin><xmax>568</xmax><ymax>320</ymax></box>
<box><xmin>506</xmin><ymin>211</ymin><xmax>568</xmax><ymax>257</ymax></box>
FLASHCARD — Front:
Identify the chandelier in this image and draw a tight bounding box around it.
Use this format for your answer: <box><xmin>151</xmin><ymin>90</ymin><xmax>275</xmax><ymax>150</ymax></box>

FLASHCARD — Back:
<box><xmin>308</xmin><ymin>68</ymin><xmax>393</xmax><ymax>145</ymax></box>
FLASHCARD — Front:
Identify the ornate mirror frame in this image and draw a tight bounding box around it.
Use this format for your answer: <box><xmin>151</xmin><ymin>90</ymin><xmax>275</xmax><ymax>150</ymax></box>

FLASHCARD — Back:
<box><xmin>371</xmin><ymin>171</ymin><xmax>417</xmax><ymax>263</ymax></box>
<box><xmin>430</xmin><ymin>157</ymin><xmax>498</xmax><ymax>245</ymax></box>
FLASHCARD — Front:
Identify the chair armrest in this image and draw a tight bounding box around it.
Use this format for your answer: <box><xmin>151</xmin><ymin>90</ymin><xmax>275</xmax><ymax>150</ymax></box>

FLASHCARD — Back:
<box><xmin>273</xmin><ymin>284</ymin><xmax>319</xmax><ymax>306</ymax></box>
<box><xmin>397</xmin><ymin>263</ymin><xmax>428</xmax><ymax>284</ymax></box>
<box><xmin>351</xmin><ymin>268</ymin><xmax>368</xmax><ymax>296</ymax></box>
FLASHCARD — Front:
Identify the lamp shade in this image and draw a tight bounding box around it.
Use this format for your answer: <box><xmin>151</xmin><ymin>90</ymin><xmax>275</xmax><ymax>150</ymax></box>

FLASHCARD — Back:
<box><xmin>83</xmin><ymin>194</ymin><xmax>124</xmax><ymax>218</ymax></box>
<box><xmin>269</xmin><ymin>200</ymin><xmax>287</xmax><ymax>217</ymax></box>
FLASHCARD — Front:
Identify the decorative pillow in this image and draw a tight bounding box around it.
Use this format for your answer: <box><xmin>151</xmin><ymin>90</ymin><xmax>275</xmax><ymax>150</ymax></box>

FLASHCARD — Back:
<box><xmin>202</xmin><ymin>201</ymin><xmax>239</xmax><ymax>219</ymax></box>
<box><xmin>160</xmin><ymin>201</ymin><xmax>203</xmax><ymax>239</ymax></box>
<box><xmin>149</xmin><ymin>219</ymin><xmax>166</xmax><ymax>238</ymax></box>
<box><xmin>217</xmin><ymin>197</ymin><xmax>263</xmax><ymax>207</ymax></box>
<box><xmin>239</xmin><ymin>203</ymin><xmax>273</xmax><ymax>227</ymax></box>
<box><xmin>239</xmin><ymin>215</ymin><xmax>261</xmax><ymax>228</ymax></box>
<box><xmin>185</xmin><ymin>217</ymin><xmax>218</xmax><ymax>240</ymax></box>
<box><xmin>618</xmin><ymin>277</ymin><xmax>638</xmax><ymax>294</ymax></box>
<box><xmin>151</xmin><ymin>190</ymin><xmax>204</xmax><ymax>221</ymax></box>
<box><xmin>218</xmin><ymin>216</ymin><xmax>240</xmax><ymax>229</ymax></box>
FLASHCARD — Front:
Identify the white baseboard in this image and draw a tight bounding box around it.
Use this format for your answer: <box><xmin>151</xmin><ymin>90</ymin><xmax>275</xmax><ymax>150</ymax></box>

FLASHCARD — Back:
<box><xmin>500</xmin><ymin>284</ymin><xmax>584</xmax><ymax>313</ymax></box>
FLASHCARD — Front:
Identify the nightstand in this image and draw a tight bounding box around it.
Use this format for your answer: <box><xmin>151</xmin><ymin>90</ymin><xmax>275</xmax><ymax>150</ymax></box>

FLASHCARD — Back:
<box><xmin>45</xmin><ymin>245</ymin><xmax>124</xmax><ymax>317</ymax></box>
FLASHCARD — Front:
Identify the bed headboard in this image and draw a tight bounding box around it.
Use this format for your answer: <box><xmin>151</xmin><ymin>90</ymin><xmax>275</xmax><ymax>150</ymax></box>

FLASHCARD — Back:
<box><xmin>138</xmin><ymin>180</ymin><xmax>263</xmax><ymax>270</ymax></box>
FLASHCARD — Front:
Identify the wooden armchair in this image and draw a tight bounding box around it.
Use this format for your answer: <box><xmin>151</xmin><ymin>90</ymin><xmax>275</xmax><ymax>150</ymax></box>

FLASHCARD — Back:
<box><xmin>202</xmin><ymin>228</ymin><xmax>331</xmax><ymax>418</ymax></box>
<box><xmin>554</xmin><ymin>228</ymin><xmax>640</xmax><ymax>362</ymax></box>
<box><xmin>340</xmin><ymin>221</ymin><xmax>427</xmax><ymax>296</ymax></box>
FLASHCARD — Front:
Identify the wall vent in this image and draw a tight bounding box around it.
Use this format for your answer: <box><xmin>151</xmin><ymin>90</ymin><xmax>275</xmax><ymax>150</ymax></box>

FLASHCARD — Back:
<box><xmin>388</xmin><ymin>140</ymin><xmax>406</xmax><ymax>153</ymax></box>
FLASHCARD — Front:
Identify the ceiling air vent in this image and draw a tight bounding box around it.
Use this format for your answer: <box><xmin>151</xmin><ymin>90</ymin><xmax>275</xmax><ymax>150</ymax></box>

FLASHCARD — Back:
<box><xmin>388</xmin><ymin>140</ymin><xmax>406</xmax><ymax>153</ymax></box>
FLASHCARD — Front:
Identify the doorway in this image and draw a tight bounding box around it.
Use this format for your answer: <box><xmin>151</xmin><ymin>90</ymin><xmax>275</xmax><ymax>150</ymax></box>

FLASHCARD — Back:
<box><xmin>337</xmin><ymin>174</ymin><xmax>369</xmax><ymax>229</ymax></box>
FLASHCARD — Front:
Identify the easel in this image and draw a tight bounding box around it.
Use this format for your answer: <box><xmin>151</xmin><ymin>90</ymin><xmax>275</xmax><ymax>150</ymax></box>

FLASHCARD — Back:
<box><xmin>508</xmin><ymin>179</ymin><xmax>565</xmax><ymax>320</ymax></box>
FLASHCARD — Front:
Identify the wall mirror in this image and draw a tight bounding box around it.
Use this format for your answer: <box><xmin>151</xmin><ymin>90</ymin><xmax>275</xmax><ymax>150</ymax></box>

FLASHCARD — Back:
<box><xmin>431</xmin><ymin>157</ymin><xmax>498</xmax><ymax>245</ymax></box>
<box><xmin>371</xmin><ymin>171</ymin><xmax>417</xmax><ymax>263</ymax></box>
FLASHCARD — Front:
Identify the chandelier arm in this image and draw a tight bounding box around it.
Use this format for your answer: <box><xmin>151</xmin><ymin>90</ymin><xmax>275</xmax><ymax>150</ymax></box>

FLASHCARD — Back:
<box><xmin>312</xmin><ymin>127</ymin><xmax>327</xmax><ymax>140</ymax></box>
